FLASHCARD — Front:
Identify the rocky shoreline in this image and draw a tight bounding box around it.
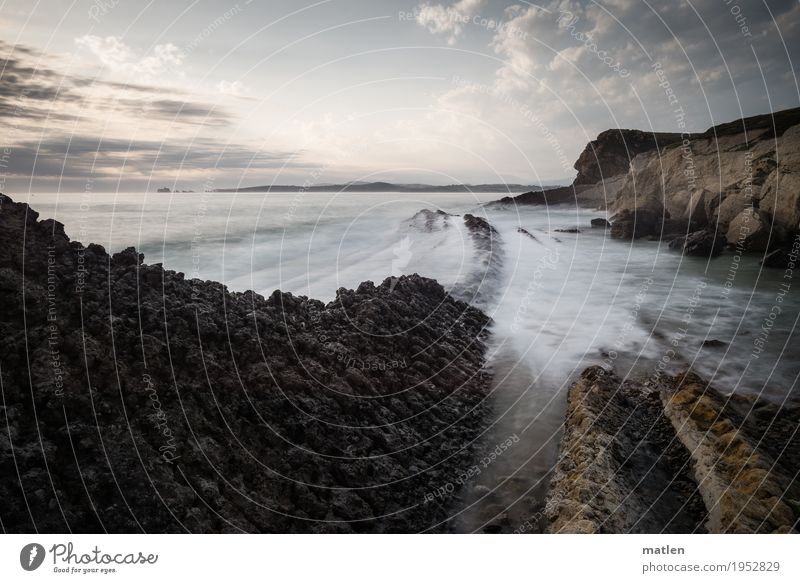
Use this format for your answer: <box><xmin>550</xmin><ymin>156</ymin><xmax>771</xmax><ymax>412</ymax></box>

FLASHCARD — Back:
<box><xmin>494</xmin><ymin>107</ymin><xmax>800</xmax><ymax>264</ymax></box>
<box><xmin>3</xmin><ymin>104</ymin><xmax>799</xmax><ymax>535</ymax></box>
<box><xmin>0</xmin><ymin>193</ymin><xmax>493</xmax><ymax>533</ymax></box>
<box><xmin>546</xmin><ymin>367</ymin><xmax>799</xmax><ymax>533</ymax></box>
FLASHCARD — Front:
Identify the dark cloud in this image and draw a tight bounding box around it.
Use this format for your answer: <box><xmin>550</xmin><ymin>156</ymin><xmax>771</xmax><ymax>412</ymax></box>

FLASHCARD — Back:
<box><xmin>0</xmin><ymin>39</ymin><xmax>273</xmax><ymax>191</ymax></box>
<box><xmin>115</xmin><ymin>98</ymin><xmax>232</xmax><ymax>127</ymax></box>
<box><xmin>479</xmin><ymin>0</ymin><xmax>800</xmax><ymax>133</ymax></box>
<box><xmin>0</xmin><ymin>40</ymin><xmax>231</xmax><ymax>128</ymax></box>
<box><xmin>3</xmin><ymin>134</ymin><xmax>302</xmax><ymax>181</ymax></box>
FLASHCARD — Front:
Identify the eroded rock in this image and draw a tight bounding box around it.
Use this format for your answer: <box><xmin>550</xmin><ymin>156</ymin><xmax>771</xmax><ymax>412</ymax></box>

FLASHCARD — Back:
<box><xmin>0</xmin><ymin>193</ymin><xmax>493</xmax><ymax>533</ymax></box>
<box><xmin>546</xmin><ymin>366</ymin><xmax>800</xmax><ymax>534</ymax></box>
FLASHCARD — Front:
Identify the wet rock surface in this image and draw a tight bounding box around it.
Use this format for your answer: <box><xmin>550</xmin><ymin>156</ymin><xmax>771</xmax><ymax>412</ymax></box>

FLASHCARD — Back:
<box><xmin>668</xmin><ymin>230</ymin><xmax>727</xmax><ymax>258</ymax></box>
<box><xmin>0</xmin><ymin>194</ymin><xmax>493</xmax><ymax>533</ymax></box>
<box><xmin>545</xmin><ymin>367</ymin><xmax>707</xmax><ymax>534</ymax></box>
<box><xmin>609</xmin><ymin>209</ymin><xmax>664</xmax><ymax>240</ymax></box>
<box><xmin>488</xmin><ymin>185</ymin><xmax>578</xmax><ymax>207</ymax></box>
<box><xmin>407</xmin><ymin>208</ymin><xmax>454</xmax><ymax>232</ymax></box>
<box><xmin>546</xmin><ymin>367</ymin><xmax>800</xmax><ymax>533</ymax></box>
<box><xmin>663</xmin><ymin>374</ymin><xmax>800</xmax><ymax>533</ymax></box>
<box><xmin>451</xmin><ymin>214</ymin><xmax>504</xmax><ymax>310</ymax></box>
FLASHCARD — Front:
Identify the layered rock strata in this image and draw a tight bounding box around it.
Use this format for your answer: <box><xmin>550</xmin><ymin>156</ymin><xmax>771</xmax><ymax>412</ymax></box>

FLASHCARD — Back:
<box><xmin>546</xmin><ymin>367</ymin><xmax>799</xmax><ymax>533</ymax></box>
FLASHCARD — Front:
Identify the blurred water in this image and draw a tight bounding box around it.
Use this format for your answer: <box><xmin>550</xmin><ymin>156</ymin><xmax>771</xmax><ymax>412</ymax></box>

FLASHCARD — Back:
<box><xmin>25</xmin><ymin>190</ymin><xmax>799</xmax><ymax>531</ymax></box>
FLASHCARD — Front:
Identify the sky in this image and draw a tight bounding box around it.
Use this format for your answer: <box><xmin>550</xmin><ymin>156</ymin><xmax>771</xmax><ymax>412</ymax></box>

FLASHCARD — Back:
<box><xmin>0</xmin><ymin>0</ymin><xmax>798</xmax><ymax>192</ymax></box>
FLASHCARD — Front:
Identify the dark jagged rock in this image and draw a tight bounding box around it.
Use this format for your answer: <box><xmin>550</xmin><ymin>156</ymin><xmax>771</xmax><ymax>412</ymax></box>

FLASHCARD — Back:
<box><xmin>408</xmin><ymin>208</ymin><xmax>454</xmax><ymax>232</ymax></box>
<box><xmin>516</xmin><ymin>227</ymin><xmax>540</xmax><ymax>243</ymax></box>
<box><xmin>463</xmin><ymin>213</ymin><xmax>497</xmax><ymax>239</ymax></box>
<box><xmin>0</xmin><ymin>193</ymin><xmax>493</xmax><ymax>533</ymax></box>
<box><xmin>761</xmin><ymin>239</ymin><xmax>800</xmax><ymax>268</ymax></box>
<box><xmin>668</xmin><ymin>230</ymin><xmax>727</xmax><ymax>258</ymax></box>
<box><xmin>590</xmin><ymin>218</ymin><xmax>611</xmax><ymax>229</ymax></box>
<box><xmin>609</xmin><ymin>209</ymin><xmax>664</xmax><ymax>239</ymax></box>
<box><xmin>454</xmin><ymin>214</ymin><xmax>503</xmax><ymax>309</ymax></box>
<box><xmin>660</xmin><ymin>217</ymin><xmax>698</xmax><ymax>238</ymax></box>
<box><xmin>488</xmin><ymin>185</ymin><xmax>577</xmax><ymax>207</ymax></box>
<box><xmin>546</xmin><ymin>367</ymin><xmax>800</xmax><ymax>533</ymax></box>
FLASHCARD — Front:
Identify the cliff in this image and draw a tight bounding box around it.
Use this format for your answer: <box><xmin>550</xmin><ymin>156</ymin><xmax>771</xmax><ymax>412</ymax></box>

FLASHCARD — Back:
<box><xmin>609</xmin><ymin>107</ymin><xmax>800</xmax><ymax>256</ymax></box>
<box><xmin>572</xmin><ymin>128</ymin><xmax>684</xmax><ymax>186</ymax></box>
<box><xmin>0</xmin><ymin>193</ymin><xmax>492</xmax><ymax>533</ymax></box>
<box><xmin>490</xmin><ymin>127</ymin><xmax>683</xmax><ymax>208</ymax></box>
<box><xmin>492</xmin><ymin>107</ymin><xmax>800</xmax><ymax>261</ymax></box>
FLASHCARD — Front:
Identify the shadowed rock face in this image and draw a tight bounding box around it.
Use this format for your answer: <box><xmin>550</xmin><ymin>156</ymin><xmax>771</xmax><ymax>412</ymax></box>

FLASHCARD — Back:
<box><xmin>0</xmin><ymin>193</ymin><xmax>493</xmax><ymax>533</ymax></box>
<box><xmin>546</xmin><ymin>367</ymin><xmax>800</xmax><ymax>534</ymax></box>
<box><xmin>573</xmin><ymin>129</ymin><xmax>684</xmax><ymax>186</ymax></box>
<box><xmin>488</xmin><ymin>185</ymin><xmax>578</xmax><ymax>207</ymax></box>
<box><xmin>668</xmin><ymin>230</ymin><xmax>727</xmax><ymax>258</ymax></box>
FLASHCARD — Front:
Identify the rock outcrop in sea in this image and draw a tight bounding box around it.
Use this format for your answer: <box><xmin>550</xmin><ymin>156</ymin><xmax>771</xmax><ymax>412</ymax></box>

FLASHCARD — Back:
<box><xmin>0</xmin><ymin>193</ymin><xmax>493</xmax><ymax>533</ymax></box>
<box><xmin>546</xmin><ymin>367</ymin><xmax>799</xmax><ymax>533</ymax></box>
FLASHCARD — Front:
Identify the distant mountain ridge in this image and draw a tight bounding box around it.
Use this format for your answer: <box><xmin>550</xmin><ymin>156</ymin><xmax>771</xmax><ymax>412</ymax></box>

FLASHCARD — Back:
<box><xmin>212</xmin><ymin>181</ymin><xmax>555</xmax><ymax>193</ymax></box>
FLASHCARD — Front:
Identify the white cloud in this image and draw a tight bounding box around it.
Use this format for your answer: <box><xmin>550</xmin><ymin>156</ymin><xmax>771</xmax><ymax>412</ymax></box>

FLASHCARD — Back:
<box><xmin>75</xmin><ymin>35</ymin><xmax>183</xmax><ymax>78</ymax></box>
<box><xmin>415</xmin><ymin>0</ymin><xmax>485</xmax><ymax>45</ymax></box>
<box><xmin>216</xmin><ymin>80</ymin><xmax>248</xmax><ymax>96</ymax></box>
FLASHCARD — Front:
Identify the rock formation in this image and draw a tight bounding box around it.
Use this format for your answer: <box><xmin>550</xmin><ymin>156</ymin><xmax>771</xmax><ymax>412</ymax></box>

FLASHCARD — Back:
<box><xmin>546</xmin><ymin>367</ymin><xmax>799</xmax><ymax>534</ymax></box>
<box><xmin>573</xmin><ymin>129</ymin><xmax>684</xmax><ymax>186</ymax></box>
<box><xmin>491</xmin><ymin>107</ymin><xmax>800</xmax><ymax>263</ymax></box>
<box><xmin>490</xmin><ymin>128</ymin><xmax>683</xmax><ymax>209</ymax></box>
<box><xmin>0</xmin><ymin>193</ymin><xmax>493</xmax><ymax>533</ymax></box>
<box><xmin>608</xmin><ymin>108</ymin><xmax>800</xmax><ymax>253</ymax></box>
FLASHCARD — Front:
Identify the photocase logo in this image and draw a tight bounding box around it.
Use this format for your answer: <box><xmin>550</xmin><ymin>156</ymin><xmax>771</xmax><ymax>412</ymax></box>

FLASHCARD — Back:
<box><xmin>388</xmin><ymin>235</ymin><xmax>413</xmax><ymax>293</ymax></box>
<box><xmin>20</xmin><ymin>543</ymin><xmax>46</xmax><ymax>571</ymax></box>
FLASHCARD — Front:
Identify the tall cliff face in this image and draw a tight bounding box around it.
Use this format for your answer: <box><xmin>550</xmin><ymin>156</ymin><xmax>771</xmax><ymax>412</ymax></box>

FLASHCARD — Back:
<box><xmin>572</xmin><ymin>129</ymin><xmax>684</xmax><ymax>186</ymax></box>
<box><xmin>490</xmin><ymin>128</ymin><xmax>683</xmax><ymax>208</ymax></box>
<box><xmin>0</xmin><ymin>193</ymin><xmax>492</xmax><ymax>533</ymax></box>
<box><xmin>609</xmin><ymin>107</ymin><xmax>800</xmax><ymax>251</ymax></box>
<box><xmin>493</xmin><ymin>107</ymin><xmax>800</xmax><ymax>257</ymax></box>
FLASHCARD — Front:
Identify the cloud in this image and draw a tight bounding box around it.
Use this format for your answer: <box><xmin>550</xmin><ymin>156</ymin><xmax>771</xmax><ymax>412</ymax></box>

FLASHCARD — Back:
<box><xmin>427</xmin><ymin>1</ymin><xmax>799</xmax><ymax>122</ymax></box>
<box><xmin>415</xmin><ymin>0</ymin><xmax>485</xmax><ymax>45</ymax></box>
<box><xmin>216</xmin><ymin>80</ymin><xmax>248</xmax><ymax>97</ymax></box>
<box><xmin>74</xmin><ymin>35</ymin><xmax>183</xmax><ymax>78</ymax></box>
<box><xmin>0</xmin><ymin>40</ymin><xmax>232</xmax><ymax>128</ymax></box>
<box><xmin>408</xmin><ymin>0</ymin><xmax>800</xmax><ymax>182</ymax></box>
<box><xmin>4</xmin><ymin>134</ymin><xmax>302</xmax><ymax>183</ymax></box>
<box><xmin>115</xmin><ymin>98</ymin><xmax>232</xmax><ymax>127</ymax></box>
<box><xmin>0</xmin><ymin>39</ymin><xmax>255</xmax><ymax>191</ymax></box>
